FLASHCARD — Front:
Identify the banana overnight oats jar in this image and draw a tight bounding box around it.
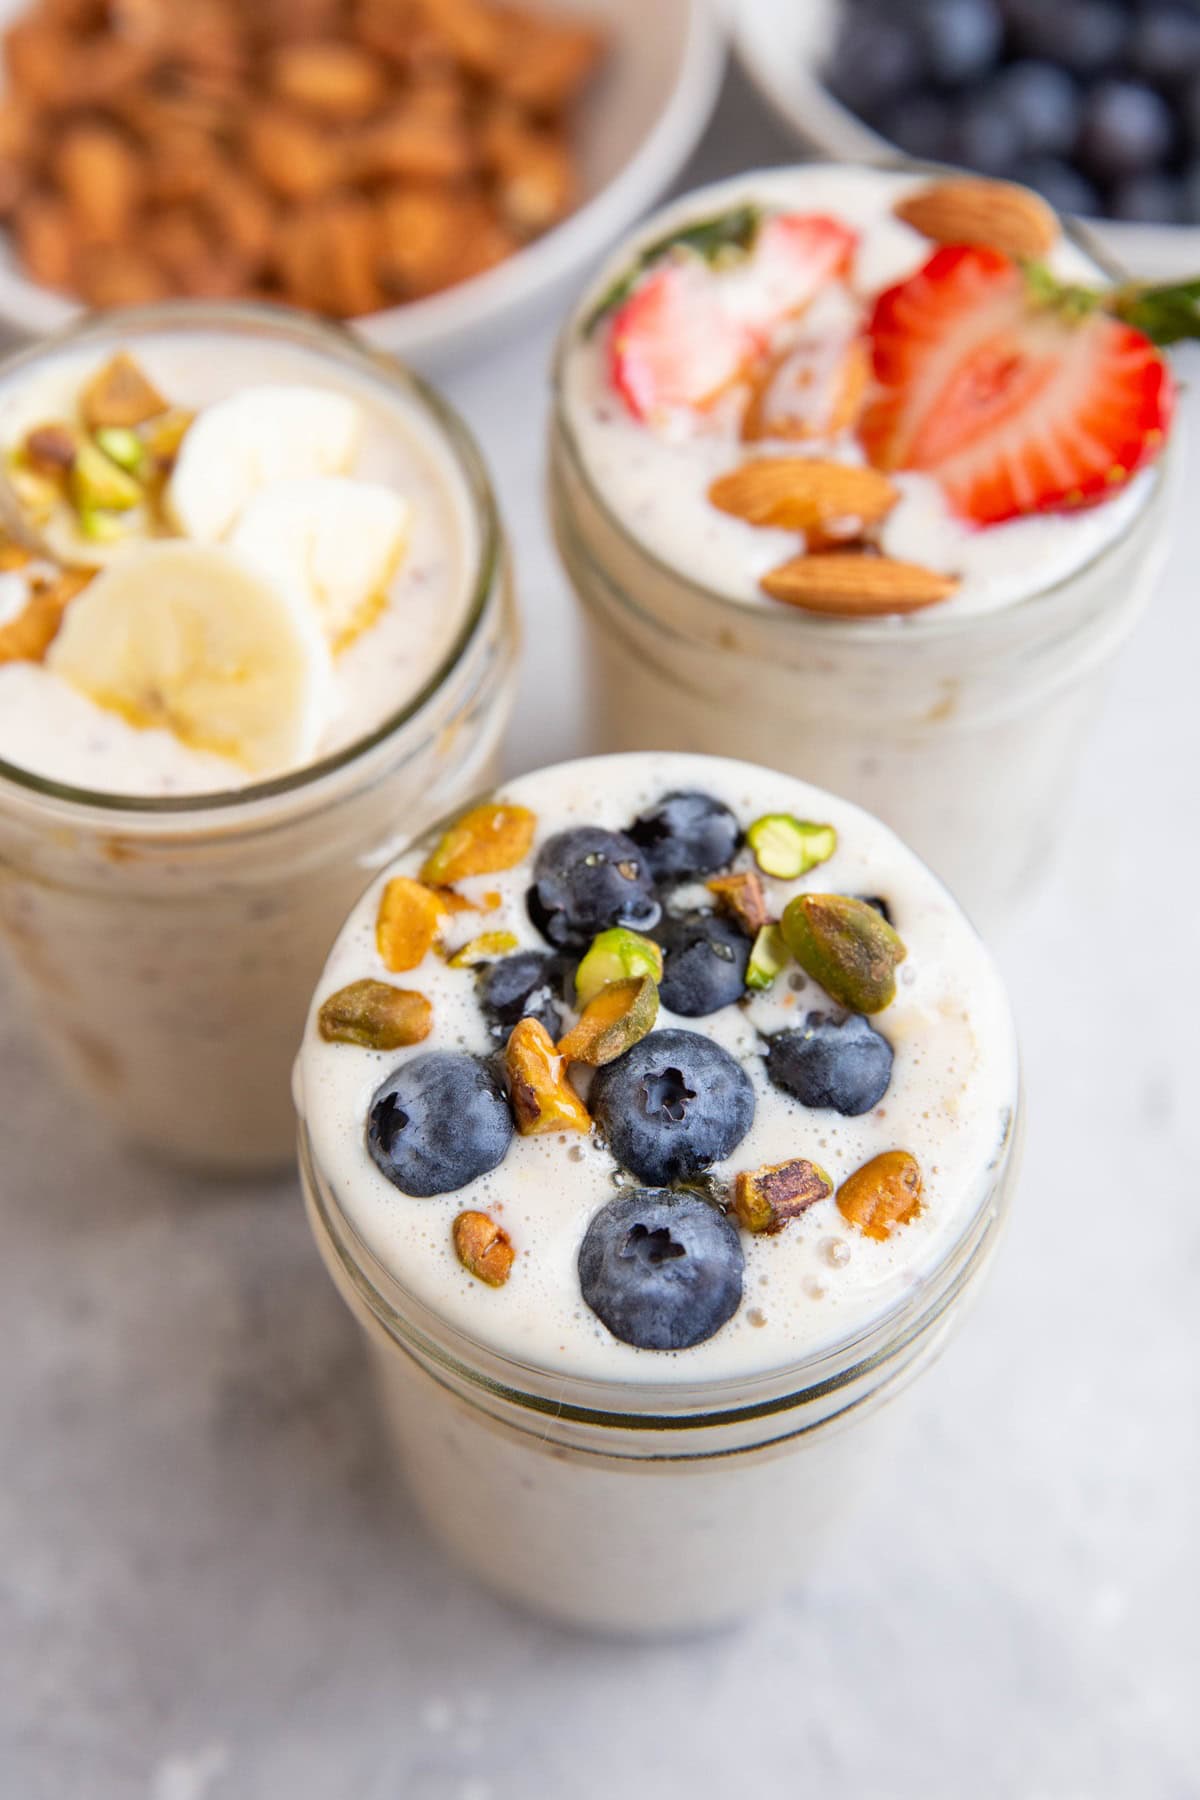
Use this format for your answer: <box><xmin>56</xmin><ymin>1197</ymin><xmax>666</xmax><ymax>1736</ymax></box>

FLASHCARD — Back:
<box><xmin>549</xmin><ymin>166</ymin><xmax>1181</xmax><ymax>925</ymax></box>
<box><xmin>0</xmin><ymin>303</ymin><xmax>517</xmax><ymax>1172</ymax></box>
<box><xmin>295</xmin><ymin>752</ymin><xmax>1021</xmax><ymax>1634</ymax></box>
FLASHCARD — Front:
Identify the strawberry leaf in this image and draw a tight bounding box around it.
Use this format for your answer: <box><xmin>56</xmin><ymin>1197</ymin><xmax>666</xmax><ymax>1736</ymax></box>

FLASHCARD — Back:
<box><xmin>583</xmin><ymin>204</ymin><xmax>763</xmax><ymax>336</ymax></box>
<box><xmin>1108</xmin><ymin>278</ymin><xmax>1200</xmax><ymax>346</ymax></box>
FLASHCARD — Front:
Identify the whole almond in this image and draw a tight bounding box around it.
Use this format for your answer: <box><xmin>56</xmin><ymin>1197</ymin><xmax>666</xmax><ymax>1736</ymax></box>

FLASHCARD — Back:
<box><xmin>893</xmin><ymin>177</ymin><xmax>1058</xmax><ymax>262</ymax></box>
<box><xmin>761</xmin><ymin>553</ymin><xmax>958</xmax><ymax>616</ymax></box>
<box><xmin>709</xmin><ymin>458</ymin><xmax>898</xmax><ymax>547</ymax></box>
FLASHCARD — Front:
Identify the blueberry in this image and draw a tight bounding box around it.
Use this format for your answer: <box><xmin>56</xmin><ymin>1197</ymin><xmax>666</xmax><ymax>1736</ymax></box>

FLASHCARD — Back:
<box><xmin>825</xmin><ymin>5</ymin><xmax>927</xmax><ymax>115</ymax></box>
<box><xmin>591</xmin><ymin>1028</ymin><xmax>755</xmax><ymax>1186</ymax></box>
<box><xmin>655</xmin><ymin>911</ymin><xmax>749</xmax><ymax>1017</ymax></box>
<box><xmin>919</xmin><ymin>0</ymin><xmax>1004</xmax><ymax>86</ymax></box>
<box><xmin>857</xmin><ymin>894</ymin><xmax>894</xmax><ymax>925</ymax></box>
<box><xmin>627</xmin><ymin>790</ymin><xmax>741</xmax><ymax>884</ymax></box>
<box><xmin>765</xmin><ymin>1012</ymin><xmax>894</xmax><ymax>1117</ymax></box>
<box><xmin>949</xmin><ymin>92</ymin><xmax>1024</xmax><ymax>175</ymax></box>
<box><xmin>578</xmin><ymin>1191</ymin><xmax>744</xmax><ymax>1350</ymax></box>
<box><xmin>1012</xmin><ymin>156</ymin><xmax>1100</xmax><ymax>216</ymax></box>
<box><xmin>367</xmin><ymin>1052</ymin><xmax>513</xmax><ymax>1196</ymax></box>
<box><xmin>1110</xmin><ymin>172</ymin><xmax>1185</xmax><ymax>222</ymax></box>
<box><xmin>1006</xmin><ymin>0</ymin><xmax>1128</xmax><ymax>77</ymax></box>
<box><xmin>1131</xmin><ymin>6</ymin><xmax>1200</xmax><ymax>90</ymax></box>
<box><xmin>991</xmin><ymin>61</ymin><xmax>1081</xmax><ymax>158</ymax></box>
<box><xmin>527</xmin><ymin>826</ymin><xmax>660</xmax><ymax>950</ymax></box>
<box><xmin>1079</xmin><ymin>80</ymin><xmax>1175</xmax><ymax>180</ymax></box>
<box><xmin>476</xmin><ymin>950</ymin><xmax>567</xmax><ymax>1041</ymax></box>
<box><xmin>878</xmin><ymin>92</ymin><xmax>957</xmax><ymax>160</ymax></box>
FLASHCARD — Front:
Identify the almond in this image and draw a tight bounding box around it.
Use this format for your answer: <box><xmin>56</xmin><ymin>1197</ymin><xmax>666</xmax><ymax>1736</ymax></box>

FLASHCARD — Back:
<box><xmin>893</xmin><ymin>177</ymin><xmax>1058</xmax><ymax>263</ymax></box>
<box><xmin>710</xmin><ymin>458</ymin><xmax>898</xmax><ymax>547</ymax></box>
<box><xmin>761</xmin><ymin>553</ymin><xmax>958</xmax><ymax>616</ymax></box>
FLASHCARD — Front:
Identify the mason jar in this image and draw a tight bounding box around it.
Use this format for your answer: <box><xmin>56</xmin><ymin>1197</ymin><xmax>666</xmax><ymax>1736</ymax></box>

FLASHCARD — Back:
<box><xmin>0</xmin><ymin>304</ymin><xmax>517</xmax><ymax>1174</ymax></box>
<box><xmin>547</xmin><ymin>165</ymin><xmax>1178</xmax><ymax>930</ymax></box>
<box><xmin>300</xmin><ymin>1101</ymin><xmax>1020</xmax><ymax>1634</ymax></box>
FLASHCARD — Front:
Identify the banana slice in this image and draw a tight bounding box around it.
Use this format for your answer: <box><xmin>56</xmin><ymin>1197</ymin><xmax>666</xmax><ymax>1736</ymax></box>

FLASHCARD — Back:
<box><xmin>166</xmin><ymin>385</ymin><xmax>361</xmax><ymax>542</ymax></box>
<box><xmin>47</xmin><ymin>542</ymin><xmax>333</xmax><ymax>776</ymax></box>
<box><xmin>229</xmin><ymin>476</ymin><xmax>409</xmax><ymax>651</ymax></box>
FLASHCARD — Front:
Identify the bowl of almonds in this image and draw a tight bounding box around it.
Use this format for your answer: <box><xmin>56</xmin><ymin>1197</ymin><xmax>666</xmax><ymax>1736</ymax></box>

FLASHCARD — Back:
<box><xmin>0</xmin><ymin>0</ymin><xmax>724</xmax><ymax>363</ymax></box>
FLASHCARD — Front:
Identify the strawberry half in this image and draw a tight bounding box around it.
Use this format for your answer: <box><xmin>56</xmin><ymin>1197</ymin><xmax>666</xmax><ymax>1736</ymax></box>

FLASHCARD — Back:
<box><xmin>608</xmin><ymin>212</ymin><xmax>859</xmax><ymax>424</ymax></box>
<box><xmin>860</xmin><ymin>245</ymin><xmax>1173</xmax><ymax>525</ymax></box>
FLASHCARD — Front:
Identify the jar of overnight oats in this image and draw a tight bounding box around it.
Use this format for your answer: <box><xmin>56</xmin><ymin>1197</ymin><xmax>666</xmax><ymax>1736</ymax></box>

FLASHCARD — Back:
<box><xmin>0</xmin><ymin>303</ymin><xmax>516</xmax><ymax>1173</ymax></box>
<box><xmin>294</xmin><ymin>752</ymin><xmax>1021</xmax><ymax>1634</ymax></box>
<box><xmin>548</xmin><ymin>165</ymin><xmax>1181</xmax><ymax>926</ymax></box>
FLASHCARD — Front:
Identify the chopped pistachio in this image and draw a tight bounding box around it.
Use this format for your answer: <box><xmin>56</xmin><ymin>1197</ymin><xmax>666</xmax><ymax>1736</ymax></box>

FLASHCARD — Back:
<box><xmin>780</xmin><ymin>893</ymin><xmax>906</xmax><ymax>1013</ymax></box>
<box><xmin>448</xmin><ymin>930</ymin><xmax>520</xmax><ymax>968</ymax></box>
<box><xmin>837</xmin><ymin>1151</ymin><xmax>923</xmax><ymax>1241</ymax></box>
<box><xmin>317</xmin><ymin>978</ymin><xmax>432</xmax><ymax>1050</ymax></box>
<box><xmin>733</xmin><ymin>1157</ymin><xmax>834</xmax><ymax>1234</ymax></box>
<box><xmin>558</xmin><ymin>975</ymin><xmax>658</xmax><ymax>1066</ymax></box>
<box><xmin>375</xmin><ymin>875</ymin><xmax>445</xmax><ymax>973</ymax></box>
<box><xmin>80</xmin><ymin>352</ymin><xmax>167</xmax><ymax>429</ymax></box>
<box><xmin>505</xmin><ymin>1015</ymin><xmax>591</xmax><ymax>1135</ymax></box>
<box><xmin>746</xmin><ymin>813</ymin><xmax>838</xmax><ymax>880</ymax></box>
<box><xmin>575</xmin><ymin>926</ymin><xmax>664</xmax><ymax>1006</ymax></box>
<box><xmin>453</xmin><ymin>1209</ymin><xmax>515</xmax><ymax>1287</ymax></box>
<box><xmin>142</xmin><ymin>407</ymin><xmax>194</xmax><ymax>469</ymax></box>
<box><xmin>94</xmin><ymin>426</ymin><xmax>150</xmax><ymax>477</ymax></box>
<box><xmin>420</xmin><ymin>802</ymin><xmax>536</xmax><ymax>886</ymax></box>
<box><xmin>77</xmin><ymin>507</ymin><xmax>132</xmax><ymax>543</ymax></box>
<box><xmin>23</xmin><ymin>423</ymin><xmax>78</xmax><ymax>476</ymax></box>
<box><xmin>69</xmin><ymin>439</ymin><xmax>143</xmax><ymax>514</ymax></box>
<box><xmin>707</xmin><ymin>868</ymin><xmax>770</xmax><ymax>937</ymax></box>
<box><xmin>746</xmin><ymin>923</ymin><xmax>789</xmax><ymax>992</ymax></box>
<box><xmin>7</xmin><ymin>460</ymin><xmax>61</xmax><ymax>521</ymax></box>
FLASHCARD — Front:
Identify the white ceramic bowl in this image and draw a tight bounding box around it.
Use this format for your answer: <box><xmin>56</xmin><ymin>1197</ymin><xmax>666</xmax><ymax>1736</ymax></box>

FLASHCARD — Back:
<box><xmin>0</xmin><ymin>0</ymin><xmax>725</xmax><ymax>366</ymax></box>
<box><xmin>735</xmin><ymin>0</ymin><xmax>1200</xmax><ymax>282</ymax></box>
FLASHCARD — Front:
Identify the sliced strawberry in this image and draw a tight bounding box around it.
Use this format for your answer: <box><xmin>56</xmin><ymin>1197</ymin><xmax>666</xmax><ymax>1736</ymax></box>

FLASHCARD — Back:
<box><xmin>727</xmin><ymin>213</ymin><xmax>859</xmax><ymax>335</ymax></box>
<box><xmin>860</xmin><ymin>245</ymin><xmax>1174</xmax><ymax>525</ymax></box>
<box><xmin>608</xmin><ymin>260</ymin><xmax>754</xmax><ymax>422</ymax></box>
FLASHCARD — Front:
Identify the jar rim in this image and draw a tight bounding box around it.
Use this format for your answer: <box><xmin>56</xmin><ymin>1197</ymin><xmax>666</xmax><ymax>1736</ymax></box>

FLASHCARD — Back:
<box><xmin>0</xmin><ymin>300</ymin><xmax>503</xmax><ymax>821</ymax></box>
<box><xmin>550</xmin><ymin>156</ymin><xmax>1165</xmax><ymax>649</ymax></box>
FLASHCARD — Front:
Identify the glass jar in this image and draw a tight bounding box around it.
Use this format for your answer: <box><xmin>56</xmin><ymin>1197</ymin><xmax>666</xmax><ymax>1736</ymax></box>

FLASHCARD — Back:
<box><xmin>299</xmin><ymin>1106</ymin><xmax>1021</xmax><ymax>1637</ymax></box>
<box><xmin>547</xmin><ymin>189</ymin><xmax>1178</xmax><ymax>932</ymax></box>
<box><xmin>0</xmin><ymin>304</ymin><xmax>517</xmax><ymax>1173</ymax></box>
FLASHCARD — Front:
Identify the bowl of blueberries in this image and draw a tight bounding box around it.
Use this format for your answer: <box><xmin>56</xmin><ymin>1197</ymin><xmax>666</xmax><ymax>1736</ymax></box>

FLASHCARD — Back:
<box><xmin>736</xmin><ymin>0</ymin><xmax>1200</xmax><ymax>277</ymax></box>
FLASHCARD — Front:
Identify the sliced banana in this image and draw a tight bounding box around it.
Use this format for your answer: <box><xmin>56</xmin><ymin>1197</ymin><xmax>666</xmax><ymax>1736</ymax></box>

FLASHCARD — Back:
<box><xmin>47</xmin><ymin>541</ymin><xmax>333</xmax><ymax>776</ymax></box>
<box><xmin>229</xmin><ymin>476</ymin><xmax>409</xmax><ymax>651</ymax></box>
<box><xmin>166</xmin><ymin>385</ymin><xmax>361</xmax><ymax>542</ymax></box>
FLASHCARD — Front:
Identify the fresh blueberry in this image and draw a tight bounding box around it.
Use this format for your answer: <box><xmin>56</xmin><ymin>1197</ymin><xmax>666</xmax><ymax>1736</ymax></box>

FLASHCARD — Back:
<box><xmin>476</xmin><ymin>950</ymin><xmax>567</xmax><ymax>1041</ymax></box>
<box><xmin>825</xmin><ymin>5</ymin><xmax>927</xmax><ymax>114</ymax></box>
<box><xmin>1005</xmin><ymin>0</ymin><xmax>1128</xmax><ymax>77</ymax></box>
<box><xmin>991</xmin><ymin>61</ymin><xmax>1081</xmax><ymax>158</ymax></box>
<box><xmin>1012</xmin><ymin>155</ymin><xmax>1100</xmax><ymax>216</ymax></box>
<box><xmin>527</xmin><ymin>826</ymin><xmax>660</xmax><ymax>950</ymax></box>
<box><xmin>857</xmin><ymin>894</ymin><xmax>894</xmax><ymax>926</ymax></box>
<box><xmin>919</xmin><ymin>0</ymin><xmax>1004</xmax><ymax>86</ymax></box>
<box><xmin>655</xmin><ymin>911</ymin><xmax>749</xmax><ymax>1017</ymax></box>
<box><xmin>1183</xmin><ymin>160</ymin><xmax>1200</xmax><ymax>221</ymax></box>
<box><xmin>578</xmin><ymin>1191</ymin><xmax>745</xmax><ymax>1351</ymax></box>
<box><xmin>1110</xmin><ymin>172</ymin><xmax>1185</xmax><ymax>222</ymax></box>
<box><xmin>591</xmin><ymin>1028</ymin><xmax>755</xmax><ymax>1187</ymax></box>
<box><xmin>765</xmin><ymin>1012</ymin><xmax>894</xmax><ymax>1117</ymax></box>
<box><xmin>367</xmin><ymin>1052</ymin><xmax>513</xmax><ymax>1196</ymax></box>
<box><xmin>1131</xmin><ymin>6</ymin><xmax>1200</xmax><ymax>90</ymax></box>
<box><xmin>1078</xmin><ymin>80</ymin><xmax>1175</xmax><ymax>180</ymax></box>
<box><xmin>878</xmin><ymin>92</ymin><xmax>957</xmax><ymax>160</ymax></box>
<box><xmin>627</xmin><ymin>790</ymin><xmax>741</xmax><ymax>884</ymax></box>
<box><xmin>948</xmin><ymin>92</ymin><xmax>1024</xmax><ymax>175</ymax></box>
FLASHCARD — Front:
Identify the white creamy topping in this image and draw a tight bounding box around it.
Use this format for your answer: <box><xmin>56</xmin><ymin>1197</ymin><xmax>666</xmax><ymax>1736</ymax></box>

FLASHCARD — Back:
<box><xmin>0</xmin><ymin>331</ymin><xmax>477</xmax><ymax>796</ymax></box>
<box><xmin>561</xmin><ymin>166</ymin><xmax>1156</xmax><ymax>620</ymax></box>
<box><xmin>296</xmin><ymin>753</ymin><xmax>1018</xmax><ymax>1387</ymax></box>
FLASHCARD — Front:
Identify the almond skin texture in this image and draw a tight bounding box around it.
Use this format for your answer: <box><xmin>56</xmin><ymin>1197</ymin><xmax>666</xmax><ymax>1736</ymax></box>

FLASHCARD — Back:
<box><xmin>761</xmin><ymin>553</ymin><xmax>958</xmax><ymax>616</ymax></box>
<box><xmin>709</xmin><ymin>458</ymin><xmax>898</xmax><ymax>546</ymax></box>
<box><xmin>893</xmin><ymin>177</ymin><xmax>1058</xmax><ymax>263</ymax></box>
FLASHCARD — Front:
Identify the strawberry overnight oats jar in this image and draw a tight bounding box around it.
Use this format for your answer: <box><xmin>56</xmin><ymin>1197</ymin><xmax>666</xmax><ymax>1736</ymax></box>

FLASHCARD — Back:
<box><xmin>549</xmin><ymin>166</ymin><xmax>1182</xmax><ymax>925</ymax></box>
<box><xmin>0</xmin><ymin>303</ymin><xmax>517</xmax><ymax>1173</ymax></box>
<box><xmin>294</xmin><ymin>751</ymin><xmax>1021</xmax><ymax>1634</ymax></box>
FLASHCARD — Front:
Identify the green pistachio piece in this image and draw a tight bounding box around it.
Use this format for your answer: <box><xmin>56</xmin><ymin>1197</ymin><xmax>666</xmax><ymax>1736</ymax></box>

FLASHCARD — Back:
<box><xmin>745</xmin><ymin>923</ymin><xmax>789</xmax><ymax>992</ymax></box>
<box><xmin>557</xmin><ymin>974</ymin><xmax>659</xmax><ymax>1067</ymax></box>
<box><xmin>747</xmin><ymin>813</ymin><xmax>838</xmax><ymax>880</ymax></box>
<box><xmin>93</xmin><ymin>426</ymin><xmax>150</xmax><ymax>477</ymax></box>
<box><xmin>575</xmin><ymin>926</ymin><xmax>664</xmax><ymax>1007</ymax></box>
<box><xmin>69</xmin><ymin>440</ymin><xmax>143</xmax><ymax>514</ymax></box>
<box><xmin>6</xmin><ymin>458</ymin><xmax>61</xmax><ymax>521</ymax></box>
<box><xmin>317</xmin><ymin>978</ymin><xmax>432</xmax><ymax>1050</ymax></box>
<box><xmin>78</xmin><ymin>507</ymin><xmax>133</xmax><ymax>543</ymax></box>
<box><xmin>733</xmin><ymin>1157</ymin><xmax>834</xmax><ymax>1235</ymax></box>
<box><xmin>447</xmin><ymin>930</ymin><xmax>520</xmax><ymax>968</ymax></box>
<box><xmin>780</xmin><ymin>894</ymin><xmax>907</xmax><ymax>1013</ymax></box>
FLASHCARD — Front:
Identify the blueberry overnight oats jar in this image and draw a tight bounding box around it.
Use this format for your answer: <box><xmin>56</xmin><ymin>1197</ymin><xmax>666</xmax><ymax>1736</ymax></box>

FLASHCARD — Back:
<box><xmin>295</xmin><ymin>751</ymin><xmax>1021</xmax><ymax>1633</ymax></box>
<box><xmin>0</xmin><ymin>303</ymin><xmax>516</xmax><ymax>1172</ymax></box>
<box><xmin>549</xmin><ymin>165</ymin><xmax>1182</xmax><ymax>925</ymax></box>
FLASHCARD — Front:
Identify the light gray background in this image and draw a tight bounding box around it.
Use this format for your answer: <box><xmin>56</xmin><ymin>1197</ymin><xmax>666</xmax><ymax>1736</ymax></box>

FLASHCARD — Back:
<box><xmin>3</xmin><ymin>67</ymin><xmax>1198</xmax><ymax>1800</ymax></box>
